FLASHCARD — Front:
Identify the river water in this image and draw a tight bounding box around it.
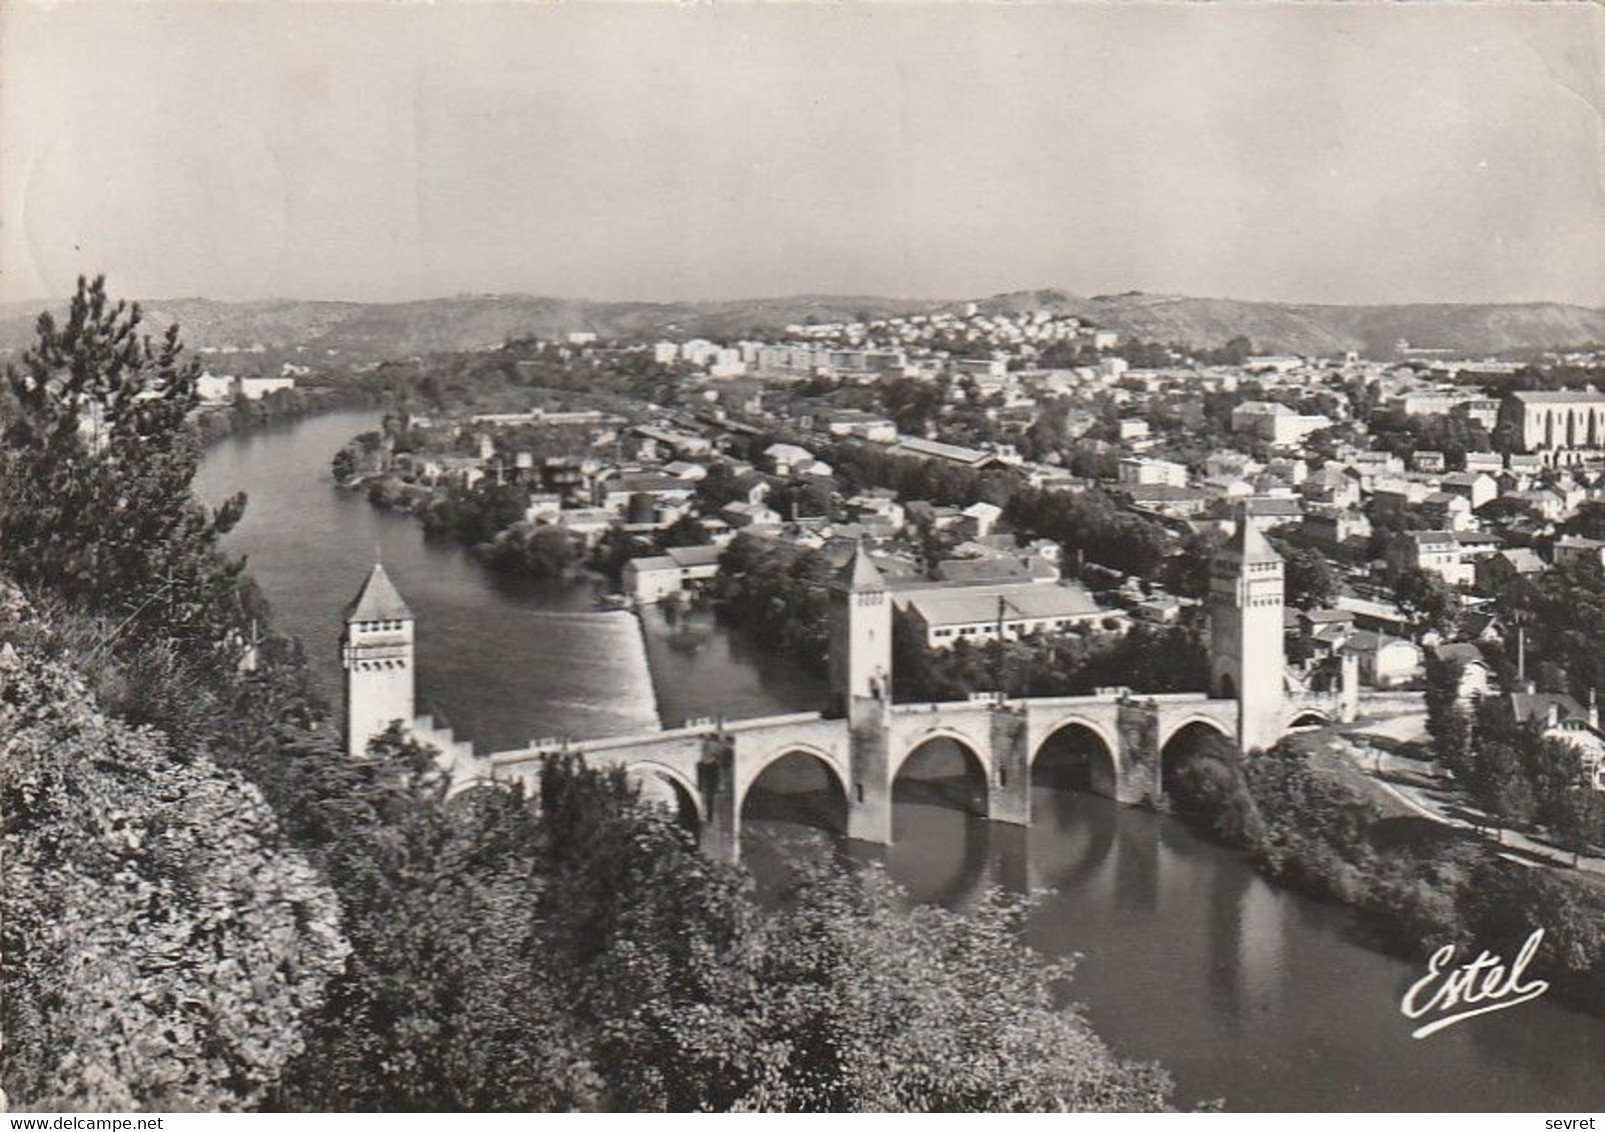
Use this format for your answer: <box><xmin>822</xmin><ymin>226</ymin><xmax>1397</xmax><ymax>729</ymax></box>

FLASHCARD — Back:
<box><xmin>196</xmin><ymin>409</ymin><xmax>1604</xmax><ymax>1112</ymax></box>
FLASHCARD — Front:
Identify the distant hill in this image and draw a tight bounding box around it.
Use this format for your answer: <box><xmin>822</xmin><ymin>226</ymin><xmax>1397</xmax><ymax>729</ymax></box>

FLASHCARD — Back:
<box><xmin>0</xmin><ymin>294</ymin><xmax>937</xmax><ymax>363</ymax></box>
<box><xmin>975</xmin><ymin>290</ymin><xmax>1605</xmax><ymax>358</ymax></box>
<box><xmin>1</xmin><ymin>289</ymin><xmax>1601</xmax><ymax>362</ymax></box>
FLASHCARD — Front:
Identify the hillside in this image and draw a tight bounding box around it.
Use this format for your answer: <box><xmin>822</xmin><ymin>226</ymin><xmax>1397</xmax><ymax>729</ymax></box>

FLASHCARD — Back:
<box><xmin>2</xmin><ymin>289</ymin><xmax>1601</xmax><ymax>362</ymax></box>
<box><xmin>977</xmin><ymin>290</ymin><xmax>1605</xmax><ymax>357</ymax></box>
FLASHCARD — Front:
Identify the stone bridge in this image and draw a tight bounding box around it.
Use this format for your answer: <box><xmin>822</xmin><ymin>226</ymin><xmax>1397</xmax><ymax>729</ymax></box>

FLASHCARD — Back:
<box><xmin>355</xmin><ymin>511</ymin><xmax>1358</xmax><ymax>864</ymax></box>
<box><xmin>475</xmin><ymin>691</ymin><xmax>1340</xmax><ymax>863</ymax></box>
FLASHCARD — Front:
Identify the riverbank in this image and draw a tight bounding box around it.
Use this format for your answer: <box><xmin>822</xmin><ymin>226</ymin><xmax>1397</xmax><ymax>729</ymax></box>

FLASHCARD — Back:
<box><xmin>1171</xmin><ymin>726</ymin><xmax>1605</xmax><ymax>1020</ymax></box>
<box><xmin>194</xmin><ymin>384</ymin><xmax>395</xmax><ymax>446</ymax></box>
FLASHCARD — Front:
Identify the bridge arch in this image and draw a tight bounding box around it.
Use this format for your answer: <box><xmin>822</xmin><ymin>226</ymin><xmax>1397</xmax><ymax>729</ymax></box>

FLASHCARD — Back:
<box><xmin>737</xmin><ymin>745</ymin><xmax>850</xmax><ymax>836</ymax></box>
<box><xmin>890</xmin><ymin>727</ymin><xmax>993</xmax><ymax>782</ymax></box>
<box><xmin>892</xmin><ymin>731</ymin><xmax>991</xmax><ymax>819</ymax></box>
<box><xmin>1156</xmin><ymin>713</ymin><xmax>1234</xmax><ymax>756</ymax></box>
<box><xmin>1159</xmin><ymin>717</ymin><xmax>1234</xmax><ymax>799</ymax></box>
<box><xmin>628</xmin><ymin>760</ymin><xmax>704</xmax><ymax>831</ymax></box>
<box><xmin>1030</xmin><ymin>718</ymin><xmax>1120</xmax><ymax>801</ymax></box>
<box><xmin>1286</xmin><ymin>708</ymin><xmax>1332</xmax><ymax>730</ymax></box>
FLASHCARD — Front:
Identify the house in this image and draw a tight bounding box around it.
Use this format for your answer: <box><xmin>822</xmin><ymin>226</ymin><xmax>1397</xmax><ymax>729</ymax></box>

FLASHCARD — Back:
<box><xmin>599</xmin><ymin>471</ymin><xmax>697</xmax><ymax>504</ymax></box>
<box><xmin>1439</xmin><ymin>472</ymin><xmax>1498</xmax><ymax>510</ymax></box>
<box><xmin>196</xmin><ymin>372</ymin><xmax>237</xmax><ymax>403</ymax></box>
<box><xmin>664</xmin><ymin>460</ymin><xmax>709</xmax><ymax>481</ymax></box>
<box><xmin>1427</xmin><ymin>642</ymin><xmax>1493</xmax><ymax>701</ymax></box>
<box><xmin>1117</xmin><ymin>456</ymin><xmax>1189</xmax><ymax>488</ymax></box>
<box><xmin>1203</xmin><ymin>450</ymin><xmax>1262</xmax><ymax>480</ymax></box>
<box><xmin>1554</xmin><ymin>535</ymin><xmax>1605</xmax><ymax>570</ymax></box>
<box><xmin>763</xmin><ymin>443</ymin><xmax>817</xmax><ymax>477</ymax></box>
<box><xmin>1231</xmin><ymin>401</ymin><xmax>1332</xmax><ymax>446</ymax></box>
<box><xmin>931</xmin><ymin>555</ymin><xmax>1059</xmax><ymax>586</ymax></box>
<box><xmin>720</xmin><ymin>500</ymin><xmax>782</xmax><ymax>529</ymax></box>
<box><xmin>1301</xmin><ymin>510</ymin><xmax>1372</xmax><ymax>557</ymax></box>
<box><xmin>622</xmin><ymin>544</ymin><xmax>724</xmax><ymax>604</ymax></box>
<box><xmin>1509</xmin><ymin>488</ymin><xmax>1570</xmax><ymax>523</ymax></box>
<box><xmin>1335</xmin><ymin>595</ymin><xmax>1412</xmax><ymax>636</ymax></box>
<box><xmin>845</xmin><ymin>491</ymin><xmax>907</xmax><ymax>532</ymax></box>
<box><xmin>552</xmin><ymin>507</ymin><xmax>617</xmax><ymax>546</ymax></box>
<box><xmin>1506</xmin><ymin>691</ymin><xmax>1604</xmax><ymax>785</ymax></box>
<box><xmin>959</xmin><ymin>501</ymin><xmax>1004</xmax><ymax>539</ymax></box>
<box><xmin>1390</xmin><ymin>530</ymin><xmax>1472</xmax><ymax>586</ymax></box>
<box><xmin>524</xmin><ymin>493</ymin><xmax>564</xmax><ymax>524</ymax></box>
<box><xmin>899</xmin><ymin>581</ymin><xmax>1112</xmax><ymax>649</ymax></box>
<box><xmin>1343</xmin><ymin>631</ymin><xmax>1423</xmax><ymax>687</ymax></box>
<box><xmin>1133</xmin><ymin>594</ymin><xmax>1185</xmax><ymax>624</ymax></box>
<box><xmin>1302</xmin><ymin>464</ymin><xmax>1362</xmax><ymax>509</ymax></box>
<box><xmin>1243</xmin><ymin>496</ymin><xmax>1304</xmax><ymax>528</ymax></box>
<box><xmin>891</xmin><ymin>436</ymin><xmax>1005</xmax><ymax>469</ymax></box>
<box><xmin>237</xmin><ymin>375</ymin><xmax>296</xmax><ymax>400</ymax></box>
<box><xmin>1420</xmin><ymin>491</ymin><xmax>1476</xmax><ymax>532</ymax></box>
<box><xmin>1266</xmin><ymin>456</ymin><xmax>1309</xmax><ymax>486</ymax></box>
<box><xmin>1474</xmin><ymin>547</ymin><xmax>1546</xmax><ymax>593</ymax></box>
<box><xmin>1368</xmin><ymin>486</ymin><xmax>1414</xmax><ymax>527</ymax></box>
<box><xmin>631</xmin><ymin>425</ymin><xmax>712</xmax><ymax>460</ymax></box>
<box><xmin>1298</xmin><ymin>608</ymin><xmax>1357</xmax><ymax>638</ymax></box>
<box><xmin>1119</xmin><ymin>483</ymin><xmax>1211</xmax><ymax>518</ymax></box>
<box><xmin>1460</xmin><ymin>609</ymin><xmax>1505</xmax><ymax>643</ymax></box>
<box><xmin>825</xmin><ymin>411</ymin><xmax>898</xmax><ymax>444</ymax></box>
<box><xmin>1200</xmin><ymin>474</ymin><xmax>1255</xmax><ymax>501</ymax></box>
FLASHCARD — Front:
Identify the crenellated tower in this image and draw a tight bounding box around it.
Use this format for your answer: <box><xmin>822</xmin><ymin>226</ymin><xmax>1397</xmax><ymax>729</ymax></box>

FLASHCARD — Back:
<box><xmin>341</xmin><ymin>563</ymin><xmax>416</xmax><ymax>757</ymax></box>
<box><xmin>1209</xmin><ymin>507</ymin><xmax>1286</xmax><ymax>752</ymax></box>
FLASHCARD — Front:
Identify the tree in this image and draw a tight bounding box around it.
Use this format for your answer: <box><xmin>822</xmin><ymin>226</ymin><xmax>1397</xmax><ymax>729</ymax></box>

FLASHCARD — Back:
<box><xmin>0</xmin><ymin>276</ymin><xmax>250</xmax><ymax>652</ymax></box>
<box><xmin>1275</xmin><ymin>543</ymin><xmax>1337</xmax><ymax>610</ymax></box>
<box><xmin>1393</xmin><ymin>567</ymin><xmax>1459</xmax><ymax>638</ymax></box>
<box><xmin>594</xmin><ymin>854</ymin><xmax>1175</xmax><ymax>1112</ymax></box>
<box><xmin>1466</xmin><ymin>739</ymin><xmax>1536</xmax><ymax>840</ymax></box>
<box><xmin>1563</xmin><ymin>500</ymin><xmax>1605</xmax><ymax>541</ymax></box>
<box><xmin>283</xmin><ymin>730</ymin><xmax>596</xmax><ymax>1111</ymax></box>
<box><xmin>1536</xmin><ymin>740</ymin><xmax>1605</xmax><ymax>866</ymax></box>
<box><xmin>1163</xmin><ymin>530</ymin><xmax>1222</xmax><ymax>600</ymax></box>
<box><xmin>1423</xmin><ymin>653</ymin><xmax>1472</xmax><ymax>778</ymax></box>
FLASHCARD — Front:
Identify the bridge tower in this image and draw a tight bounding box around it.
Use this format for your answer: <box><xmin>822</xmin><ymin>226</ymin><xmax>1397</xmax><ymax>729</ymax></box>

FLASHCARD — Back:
<box><xmin>829</xmin><ymin>543</ymin><xmax>895</xmax><ymax>843</ymax></box>
<box><xmin>1209</xmin><ymin>507</ymin><xmax>1286</xmax><ymax>752</ymax></box>
<box><xmin>828</xmin><ymin>543</ymin><xmax>892</xmax><ymax>724</ymax></box>
<box><xmin>341</xmin><ymin>563</ymin><xmax>416</xmax><ymax>757</ymax></box>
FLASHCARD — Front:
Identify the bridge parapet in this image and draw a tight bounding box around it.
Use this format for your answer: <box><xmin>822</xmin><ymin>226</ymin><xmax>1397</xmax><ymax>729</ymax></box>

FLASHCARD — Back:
<box><xmin>889</xmin><ymin>698</ymin><xmax>999</xmax><ymax>718</ymax></box>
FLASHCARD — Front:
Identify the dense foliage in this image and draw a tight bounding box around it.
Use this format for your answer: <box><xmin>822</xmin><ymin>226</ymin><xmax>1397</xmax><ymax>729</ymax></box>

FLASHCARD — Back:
<box><xmin>0</xmin><ymin>592</ymin><xmax>348</xmax><ymax>1110</ymax></box>
<box><xmin>1423</xmin><ymin>656</ymin><xmax>1605</xmax><ymax>861</ymax></box>
<box><xmin>710</xmin><ymin>534</ymin><xmax>835</xmax><ymax>668</ymax></box>
<box><xmin>1172</xmin><ymin>738</ymin><xmax>1605</xmax><ymax>1014</ymax></box>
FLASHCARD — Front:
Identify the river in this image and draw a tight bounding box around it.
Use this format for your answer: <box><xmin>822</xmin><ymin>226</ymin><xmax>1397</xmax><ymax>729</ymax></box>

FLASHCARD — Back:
<box><xmin>196</xmin><ymin>409</ymin><xmax>1605</xmax><ymax>1113</ymax></box>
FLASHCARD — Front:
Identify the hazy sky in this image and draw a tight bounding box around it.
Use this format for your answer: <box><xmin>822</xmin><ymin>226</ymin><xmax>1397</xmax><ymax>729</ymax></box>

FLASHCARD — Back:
<box><xmin>2</xmin><ymin>2</ymin><xmax>1602</xmax><ymax>307</ymax></box>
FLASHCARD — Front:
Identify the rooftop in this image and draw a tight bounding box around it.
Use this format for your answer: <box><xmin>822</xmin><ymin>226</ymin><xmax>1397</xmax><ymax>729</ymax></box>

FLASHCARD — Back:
<box><xmin>345</xmin><ymin>563</ymin><xmax>412</xmax><ymax>624</ymax></box>
<box><xmin>904</xmin><ymin>581</ymin><xmax>1102</xmax><ymax>628</ymax></box>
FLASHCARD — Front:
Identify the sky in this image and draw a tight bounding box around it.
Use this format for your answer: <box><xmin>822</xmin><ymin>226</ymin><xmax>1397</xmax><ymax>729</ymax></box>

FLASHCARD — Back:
<box><xmin>2</xmin><ymin>2</ymin><xmax>1602</xmax><ymax>308</ymax></box>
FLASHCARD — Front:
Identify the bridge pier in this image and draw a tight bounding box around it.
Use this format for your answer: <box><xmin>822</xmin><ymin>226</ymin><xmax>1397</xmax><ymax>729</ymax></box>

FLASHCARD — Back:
<box><xmin>987</xmin><ymin>705</ymin><xmax>1031</xmax><ymax>826</ymax></box>
<box><xmin>1115</xmin><ymin>701</ymin><xmax>1162</xmax><ymax>805</ymax></box>
<box><xmin>845</xmin><ymin>716</ymin><xmax>893</xmax><ymax>846</ymax></box>
<box><xmin>698</xmin><ymin>733</ymin><xmax>740</xmax><ymax>865</ymax></box>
